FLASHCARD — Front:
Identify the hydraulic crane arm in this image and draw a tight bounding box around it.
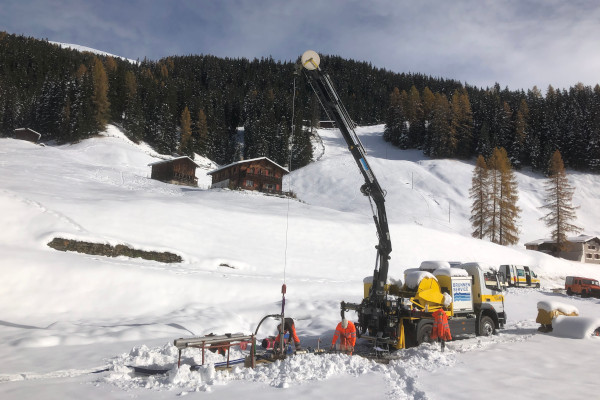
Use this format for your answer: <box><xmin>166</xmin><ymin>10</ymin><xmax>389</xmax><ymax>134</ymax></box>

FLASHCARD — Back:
<box><xmin>300</xmin><ymin>51</ymin><xmax>392</xmax><ymax>301</ymax></box>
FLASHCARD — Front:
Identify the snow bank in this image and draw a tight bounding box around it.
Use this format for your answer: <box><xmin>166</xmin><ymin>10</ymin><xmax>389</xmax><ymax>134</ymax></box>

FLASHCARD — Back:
<box><xmin>552</xmin><ymin>316</ymin><xmax>600</xmax><ymax>339</ymax></box>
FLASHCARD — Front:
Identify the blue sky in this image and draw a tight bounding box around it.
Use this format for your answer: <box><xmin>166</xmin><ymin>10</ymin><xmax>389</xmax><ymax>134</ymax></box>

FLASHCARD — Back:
<box><xmin>2</xmin><ymin>0</ymin><xmax>600</xmax><ymax>91</ymax></box>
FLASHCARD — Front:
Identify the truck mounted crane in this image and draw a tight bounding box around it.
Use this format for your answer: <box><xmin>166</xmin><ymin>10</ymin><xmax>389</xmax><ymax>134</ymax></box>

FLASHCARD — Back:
<box><xmin>300</xmin><ymin>50</ymin><xmax>506</xmax><ymax>351</ymax></box>
<box><xmin>300</xmin><ymin>50</ymin><xmax>400</xmax><ymax>347</ymax></box>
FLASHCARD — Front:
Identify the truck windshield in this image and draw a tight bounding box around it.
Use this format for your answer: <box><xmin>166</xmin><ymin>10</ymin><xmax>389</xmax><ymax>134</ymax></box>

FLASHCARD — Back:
<box><xmin>584</xmin><ymin>279</ymin><xmax>599</xmax><ymax>286</ymax></box>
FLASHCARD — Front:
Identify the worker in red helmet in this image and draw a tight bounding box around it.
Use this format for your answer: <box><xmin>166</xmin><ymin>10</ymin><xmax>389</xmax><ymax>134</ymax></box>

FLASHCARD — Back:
<box><xmin>431</xmin><ymin>308</ymin><xmax>452</xmax><ymax>351</ymax></box>
<box><xmin>331</xmin><ymin>318</ymin><xmax>356</xmax><ymax>355</ymax></box>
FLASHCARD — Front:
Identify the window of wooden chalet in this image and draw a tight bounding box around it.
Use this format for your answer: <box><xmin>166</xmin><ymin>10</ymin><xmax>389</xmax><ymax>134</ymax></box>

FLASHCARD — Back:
<box><xmin>245</xmin><ymin>180</ymin><xmax>253</xmax><ymax>187</ymax></box>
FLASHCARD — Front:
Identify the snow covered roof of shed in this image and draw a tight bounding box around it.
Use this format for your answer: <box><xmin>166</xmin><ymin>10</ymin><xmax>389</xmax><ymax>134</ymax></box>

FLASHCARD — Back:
<box><xmin>207</xmin><ymin>157</ymin><xmax>289</xmax><ymax>175</ymax></box>
<box><xmin>147</xmin><ymin>156</ymin><xmax>201</xmax><ymax>167</ymax></box>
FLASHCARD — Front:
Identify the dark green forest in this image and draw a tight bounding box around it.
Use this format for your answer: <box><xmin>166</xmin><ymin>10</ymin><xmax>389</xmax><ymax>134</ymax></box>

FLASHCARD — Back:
<box><xmin>1</xmin><ymin>32</ymin><xmax>600</xmax><ymax>172</ymax></box>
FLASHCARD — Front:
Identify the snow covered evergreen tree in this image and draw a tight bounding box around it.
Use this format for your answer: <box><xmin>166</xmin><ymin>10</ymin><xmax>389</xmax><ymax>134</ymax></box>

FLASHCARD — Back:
<box><xmin>383</xmin><ymin>87</ymin><xmax>404</xmax><ymax>146</ymax></box>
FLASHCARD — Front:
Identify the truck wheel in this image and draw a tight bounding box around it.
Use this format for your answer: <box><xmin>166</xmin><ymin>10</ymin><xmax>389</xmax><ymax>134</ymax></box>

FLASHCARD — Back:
<box><xmin>478</xmin><ymin>316</ymin><xmax>495</xmax><ymax>336</ymax></box>
<box><xmin>416</xmin><ymin>322</ymin><xmax>433</xmax><ymax>345</ymax></box>
<box><xmin>567</xmin><ymin>288</ymin><xmax>573</xmax><ymax>296</ymax></box>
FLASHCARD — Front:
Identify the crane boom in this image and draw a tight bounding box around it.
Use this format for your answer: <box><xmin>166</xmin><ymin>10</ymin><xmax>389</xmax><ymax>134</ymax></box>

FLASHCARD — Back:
<box><xmin>301</xmin><ymin>51</ymin><xmax>392</xmax><ymax>302</ymax></box>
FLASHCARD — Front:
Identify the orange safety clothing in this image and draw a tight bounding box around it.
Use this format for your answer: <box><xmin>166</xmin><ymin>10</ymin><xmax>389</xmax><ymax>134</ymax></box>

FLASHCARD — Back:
<box><xmin>274</xmin><ymin>318</ymin><xmax>300</xmax><ymax>345</ymax></box>
<box><xmin>430</xmin><ymin>309</ymin><xmax>452</xmax><ymax>341</ymax></box>
<box><xmin>332</xmin><ymin>320</ymin><xmax>357</xmax><ymax>347</ymax></box>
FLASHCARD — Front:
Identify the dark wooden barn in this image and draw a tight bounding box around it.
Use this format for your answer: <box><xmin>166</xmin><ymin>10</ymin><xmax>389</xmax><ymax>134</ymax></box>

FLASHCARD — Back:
<box><xmin>148</xmin><ymin>156</ymin><xmax>200</xmax><ymax>186</ymax></box>
<box><xmin>14</xmin><ymin>128</ymin><xmax>41</xmax><ymax>143</ymax></box>
<box><xmin>208</xmin><ymin>157</ymin><xmax>289</xmax><ymax>194</ymax></box>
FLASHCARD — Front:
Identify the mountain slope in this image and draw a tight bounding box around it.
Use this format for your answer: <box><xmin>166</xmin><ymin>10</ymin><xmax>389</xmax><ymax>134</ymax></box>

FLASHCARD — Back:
<box><xmin>0</xmin><ymin>124</ymin><xmax>599</xmax><ymax>399</ymax></box>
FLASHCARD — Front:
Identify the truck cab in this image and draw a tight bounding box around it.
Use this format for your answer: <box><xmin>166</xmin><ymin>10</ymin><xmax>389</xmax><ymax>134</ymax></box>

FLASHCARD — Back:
<box><xmin>399</xmin><ymin>262</ymin><xmax>506</xmax><ymax>347</ymax></box>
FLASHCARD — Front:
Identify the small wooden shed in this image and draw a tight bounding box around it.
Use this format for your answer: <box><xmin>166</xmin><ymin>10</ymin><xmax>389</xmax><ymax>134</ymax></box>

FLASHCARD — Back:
<box><xmin>14</xmin><ymin>128</ymin><xmax>41</xmax><ymax>143</ymax></box>
<box><xmin>208</xmin><ymin>157</ymin><xmax>288</xmax><ymax>194</ymax></box>
<box><xmin>148</xmin><ymin>156</ymin><xmax>200</xmax><ymax>186</ymax></box>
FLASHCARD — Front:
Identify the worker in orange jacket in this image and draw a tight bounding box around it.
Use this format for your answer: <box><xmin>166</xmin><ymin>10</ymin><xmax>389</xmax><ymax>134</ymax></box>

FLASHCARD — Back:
<box><xmin>274</xmin><ymin>317</ymin><xmax>302</xmax><ymax>352</ymax></box>
<box><xmin>331</xmin><ymin>318</ymin><xmax>356</xmax><ymax>355</ymax></box>
<box><xmin>430</xmin><ymin>308</ymin><xmax>452</xmax><ymax>351</ymax></box>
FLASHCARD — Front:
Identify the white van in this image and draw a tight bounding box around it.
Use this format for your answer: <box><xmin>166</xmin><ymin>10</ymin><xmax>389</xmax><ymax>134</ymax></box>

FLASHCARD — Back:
<box><xmin>499</xmin><ymin>265</ymin><xmax>540</xmax><ymax>288</ymax></box>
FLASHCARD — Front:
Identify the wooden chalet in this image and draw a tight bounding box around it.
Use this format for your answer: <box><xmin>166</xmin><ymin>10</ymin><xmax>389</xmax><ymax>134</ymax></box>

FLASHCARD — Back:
<box><xmin>148</xmin><ymin>156</ymin><xmax>200</xmax><ymax>187</ymax></box>
<box><xmin>14</xmin><ymin>128</ymin><xmax>41</xmax><ymax>143</ymax></box>
<box><xmin>525</xmin><ymin>235</ymin><xmax>600</xmax><ymax>264</ymax></box>
<box><xmin>207</xmin><ymin>157</ymin><xmax>289</xmax><ymax>194</ymax></box>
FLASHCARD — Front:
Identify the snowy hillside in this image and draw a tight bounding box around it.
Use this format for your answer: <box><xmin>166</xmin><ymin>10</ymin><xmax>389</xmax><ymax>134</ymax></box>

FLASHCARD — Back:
<box><xmin>1</xmin><ymin>124</ymin><xmax>599</xmax><ymax>399</ymax></box>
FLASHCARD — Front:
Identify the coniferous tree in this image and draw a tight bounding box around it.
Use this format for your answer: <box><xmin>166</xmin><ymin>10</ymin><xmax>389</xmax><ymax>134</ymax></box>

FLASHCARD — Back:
<box><xmin>91</xmin><ymin>57</ymin><xmax>110</xmax><ymax>132</ymax></box>
<box><xmin>451</xmin><ymin>88</ymin><xmax>474</xmax><ymax>158</ymax></box>
<box><xmin>420</xmin><ymin>87</ymin><xmax>436</xmax><ymax>152</ymax></box>
<box><xmin>179</xmin><ymin>106</ymin><xmax>192</xmax><ymax>156</ymax></box>
<box><xmin>470</xmin><ymin>155</ymin><xmax>490</xmax><ymax>239</ymax></box>
<box><xmin>428</xmin><ymin>93</ymin><xmax>453</xmax><ymax>157</ymax></box>
<box><xmin>476</xmin><ymin>121</ymin><xmax>492</xmax><ymax>159</ymax></box>
<box><xmin>497</xmin><ymin>147</ymin><xmax>521</xmax><ymax>245</ymax></box>
<box><xmin>589</xmin><ymin>84</ymin><xmax>600</xmax><ymax>171</ymax></box>
<box><xmin>406</xmin><ymin>85</ymin><xmax>423</xmax><ymax>147</ymax></box>
<box><xmin>512</xmin><ymin>99</ymin><xmax>529</xmax><ymax>168</ymax></box>
<box><xmin>539</xmin><ymin>150</ymin><xmax>581</xmax><ymax>253</ymax></box>
<box><xmin>487</xmin><ymin>147</ymin><xmax>520</xmax><ymax>245</ymax></box>
<box><xmin>122</xmin><ymin>70</ymin><xmax>144</xmax><ymax>142</ymax></box>
<box><xmin>193</xmin><ymin>109</ymin><xmax>209</xmax><ymax>156</ymax></box>
<box><xmin>383</xmin><ymin>87</ymin><xmax>404</xmax><ymax>145</ymax></box>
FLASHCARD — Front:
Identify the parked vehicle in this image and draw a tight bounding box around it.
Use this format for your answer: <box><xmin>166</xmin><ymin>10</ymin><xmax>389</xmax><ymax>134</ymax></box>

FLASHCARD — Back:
<box><xmin>499</xmin><ymin>264</ymin><xmax>540</xmax><ymax>288</ymax></box>
<box><xmin>565</xmin><ymin>276</ymin><xmax>600</xmax><ymax>298</ymax></box>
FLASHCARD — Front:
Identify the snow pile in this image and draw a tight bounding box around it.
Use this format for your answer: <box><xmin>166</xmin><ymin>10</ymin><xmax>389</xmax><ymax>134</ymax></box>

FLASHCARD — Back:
<box><xmin>419</xmin><ymin>260</ymin><xmax>450</xmax><ymax>270</ymax></box>
<box><xmin>102</xmin><ymin>341</ymin><xmax>454</xmax><ymax>398</ymax></box>
<box><xmin>433</xmin><ymin>267</ymin><xmax>469</xmax><ymax>277</ymax></box>
<box><xmin>404</xmin><ymin>271</ymin><xmax>437</xmax><ymax>289</ymax></box>
<box><xmin>537</xmin><ymin>301</ymin><xmax>579</xmax><ymax>315</ymax></box>
<box><xmin>552</xmin><ymin>316</ymin><xmax>600</xmax><ymax>339</ymax></box>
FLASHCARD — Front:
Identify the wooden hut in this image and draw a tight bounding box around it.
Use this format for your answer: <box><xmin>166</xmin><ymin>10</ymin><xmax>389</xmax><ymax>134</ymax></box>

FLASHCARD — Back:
<box><xmin>14</xmin><ymin>128</ymin><xmax>41</xmax><ymax>143</ymax></box>
<box><xmin>207</xmin><ymin>157</ymin><xmax>288</xmax><ymax>194</ymax></box>
<box><xmin>148</xmin><ymin>156</ymin><xmax>200</xmax><ymax>186</ymax></box>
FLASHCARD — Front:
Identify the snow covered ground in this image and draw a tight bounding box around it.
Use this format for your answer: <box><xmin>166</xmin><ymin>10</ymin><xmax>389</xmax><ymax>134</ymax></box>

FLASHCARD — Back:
<box><xmin>1</xmin><ymin>124</ymin><xmax>599</xmax><ymax>399</ymax></box>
